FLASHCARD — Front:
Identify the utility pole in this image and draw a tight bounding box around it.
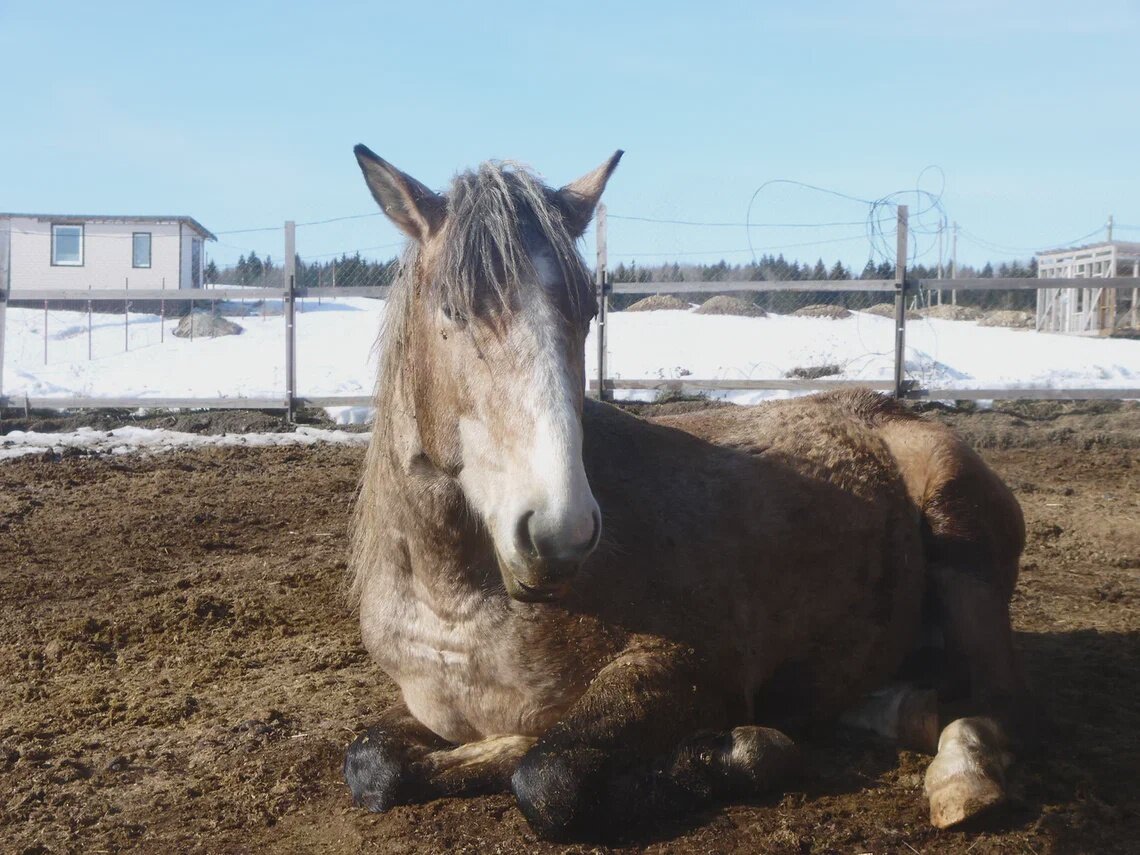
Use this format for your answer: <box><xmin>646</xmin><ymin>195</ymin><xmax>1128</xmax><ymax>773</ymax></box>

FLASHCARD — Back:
<box><xmin>951</xmin><ymin>221</ymin><xmax>959</xmax><ymax>306</ymax></box>
<box><xmin>595</xmin><ymin>203</ymin><xmax>608</xmax><ymax>402</ymax></box>
<box><xmin>937</xmin><ymin>217</ymin><xmax>945</xmax><ymax>305</ymax></box>
<box><xmin>1107</xmin><ymin>214</ymin><xmax>1114</xmax><ymax>243</ymax></box>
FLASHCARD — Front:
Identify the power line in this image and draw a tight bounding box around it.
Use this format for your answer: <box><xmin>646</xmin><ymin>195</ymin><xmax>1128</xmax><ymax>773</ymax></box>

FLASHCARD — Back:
<box><xmin>957</xmin><ymin>225</ymin><xmax>1104</xmax><ymax>256</ymax></box>
<box><xmin>301</xmin><ymin>242</ymin><xmax>404</xmax><ymax>261</ymax></box>
<box><xmin>609</xmin><ymin>213</ymin><xmax>868</xmax><ymax>228</ymax></box>
<box><xmin>611</xmin><ymin>232</ymin><xmax>875</xmax><ymax>259</ymax></box>
<box><xmin>215</xmin><ymin>211</ymin><xmax>382</xmax><ymax>235</ymax></box>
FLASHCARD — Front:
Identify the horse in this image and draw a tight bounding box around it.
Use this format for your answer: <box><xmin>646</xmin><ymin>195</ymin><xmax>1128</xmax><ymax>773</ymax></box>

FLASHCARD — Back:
<box><xmin>342</xmin><ymin>144</ymin><xmax>1029</xmax><ymax>840</ymax></box>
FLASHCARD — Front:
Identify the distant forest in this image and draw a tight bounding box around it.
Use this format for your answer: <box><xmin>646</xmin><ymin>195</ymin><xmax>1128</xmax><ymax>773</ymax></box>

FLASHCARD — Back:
<box><xmin>208</xmin><ymin>251</ymin><xmax>1037</xmax><ymax>311</ymax></box>
<box><xmin>206</xmin><ymin>252</ymin><xmax>397</xmax><ymax>290</ymax></box>
<box><xmin>608</xmin><ymin>254</ymin><xmax>1038</xmax><ymax>311</ymax></box>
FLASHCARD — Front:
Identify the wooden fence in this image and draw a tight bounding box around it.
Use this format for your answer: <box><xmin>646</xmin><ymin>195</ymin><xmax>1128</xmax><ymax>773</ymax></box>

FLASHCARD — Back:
<box><xmin>1</xmin><ymin>212</ymin><xmax>1138</xmax><ymax>417</ymax></box>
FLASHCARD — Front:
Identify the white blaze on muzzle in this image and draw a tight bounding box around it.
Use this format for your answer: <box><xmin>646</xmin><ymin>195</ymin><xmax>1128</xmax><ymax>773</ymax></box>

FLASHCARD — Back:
<box><xmin>456</xmin><ymin>271</ymin><xmax>599</xmax><ymax>589</ymax></box>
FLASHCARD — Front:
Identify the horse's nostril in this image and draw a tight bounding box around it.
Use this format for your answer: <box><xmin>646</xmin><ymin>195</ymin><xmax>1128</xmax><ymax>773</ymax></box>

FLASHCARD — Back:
<box><xmin>523</xmin><ymin>509</ymin><xmax>600</xmax><ymax>564</ymax></box>
<box><xmin>515</xmin><ymin>510</ymin><xmax>538</xmax><ymax>558</ymax></box>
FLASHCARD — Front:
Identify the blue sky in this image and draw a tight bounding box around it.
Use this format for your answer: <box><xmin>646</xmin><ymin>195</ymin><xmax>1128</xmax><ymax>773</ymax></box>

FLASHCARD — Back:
<box><xmin>2</xmin><ymin>0</ymin><xmax>1138</xmax><ymax>270</ymax></box>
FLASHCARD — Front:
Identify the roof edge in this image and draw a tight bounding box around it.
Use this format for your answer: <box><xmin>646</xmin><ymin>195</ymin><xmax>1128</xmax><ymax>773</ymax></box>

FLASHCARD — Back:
<box><xmin>0</xmin><ymin>213</ymin><xmax>216</xmax><ymax>241</ymax></box>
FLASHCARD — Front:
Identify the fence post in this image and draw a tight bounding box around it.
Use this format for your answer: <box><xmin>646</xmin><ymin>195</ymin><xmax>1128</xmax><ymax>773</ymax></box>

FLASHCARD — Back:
<box><xmin>0</xmin><ymin>222</ymin><xmax>8</xmax><ymax>407</ymax></box>
<box><xmin>284</xmin><ymin>220</ymin><xmax>297</xmax><ymax>421</ymax></box>
<box><xmin>893</xmin><ymin>205</ymin><xmax>909</xmax><ymax>399</ymax></box>
<box><xmin>1132</xmin><ymin>261</ymin><xmax>1138</xmax><ymax>330</ymax></box>
<box><xmin>595</xmin><ymin>203</ymin><xmax>608</xmax><ymax>401</ymax></box>
<box><xmin>0</xmin><ymin>277</ymin><xmax>6</xmax><ymax>408</ymax></box>
<box><xmin>0</xmin><ymin>286</ymin><xmax>5</xmax><ymax>406</ymax></box>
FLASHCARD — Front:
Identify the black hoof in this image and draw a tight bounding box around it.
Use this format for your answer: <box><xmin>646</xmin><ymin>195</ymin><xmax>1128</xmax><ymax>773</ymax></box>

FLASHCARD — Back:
<box><xmin>343</xmin><ymin>727</ymin><xmax>411</xmax><ymax>812</ymax></box>
<box><xmin>511</xmin><ymin>743</ymin><xmax>609</xmax><ymax>841</ymax></box>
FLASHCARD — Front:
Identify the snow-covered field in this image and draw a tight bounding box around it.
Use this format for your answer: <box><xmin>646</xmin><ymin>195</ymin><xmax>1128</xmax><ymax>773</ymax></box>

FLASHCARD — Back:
<box><xmin>3</xmin><ymin>297</ymin><xmax>1138</xmax><ymax>424</ymax></box>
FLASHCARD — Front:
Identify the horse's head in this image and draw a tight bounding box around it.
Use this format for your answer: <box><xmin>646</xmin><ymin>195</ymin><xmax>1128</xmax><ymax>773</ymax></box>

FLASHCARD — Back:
<box><xmin>356</xmin><ymin>145</ymin><xmax>622</xmax><ymax>603</ymax></box>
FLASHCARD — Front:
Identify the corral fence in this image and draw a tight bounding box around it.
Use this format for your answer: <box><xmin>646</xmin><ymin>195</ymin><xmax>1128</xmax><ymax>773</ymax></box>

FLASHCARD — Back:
<box><xmin>1</xmin><ymin>209</ymin><xmax>1138</xmax><ymax>418</ymax></box>
<box><xmin>589</xmin><ymin>205</ymin><xmax>1140</xmax><ymax>402</ymax></box>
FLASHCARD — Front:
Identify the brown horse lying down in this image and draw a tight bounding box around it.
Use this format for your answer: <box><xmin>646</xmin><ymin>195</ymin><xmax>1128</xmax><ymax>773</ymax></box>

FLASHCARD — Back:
<box><xmin>343</xmin><ymin>145</ymin><xmax>1028</xmax><ymax>841</ymax></box>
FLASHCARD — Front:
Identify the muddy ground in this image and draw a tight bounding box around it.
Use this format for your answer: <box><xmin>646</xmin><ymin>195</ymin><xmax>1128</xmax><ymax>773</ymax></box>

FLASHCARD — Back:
<box><xmin>1</xmin><ymin>403</ymin><xmax>1137</xmax><ymax>853</ymax></box>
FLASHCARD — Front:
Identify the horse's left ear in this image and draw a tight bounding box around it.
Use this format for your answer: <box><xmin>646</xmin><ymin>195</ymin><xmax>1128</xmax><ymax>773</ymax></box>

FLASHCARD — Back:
<box><xmin>354</xmin><ymin>144</ymin><xmax>447</xmax><ymax>242</ymax></box>
<box><xmin>555</xmin><ymin>150</ymin><xmax>624</xmax><ymax>238</ymax></box>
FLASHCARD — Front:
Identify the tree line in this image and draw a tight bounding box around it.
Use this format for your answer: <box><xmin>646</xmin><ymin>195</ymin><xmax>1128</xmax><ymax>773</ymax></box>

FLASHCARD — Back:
<box><xmin>609</xmin><ymin>255</ymin><xmax>1039</xmax><ymax>311</ymax></box>
<box><xmin>207</xmin><ymin>252</ymin><xmax>397</xmax><ymax>290</ymax></box>
<box><xmin>208</xmin><ymin>250</ymin><xmax>1038</xmax><ymax>311</ymax></box>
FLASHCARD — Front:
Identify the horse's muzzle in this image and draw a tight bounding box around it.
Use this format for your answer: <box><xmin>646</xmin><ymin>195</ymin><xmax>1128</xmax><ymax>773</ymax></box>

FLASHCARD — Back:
<box><xmin>500</xmin><ymin>507</ymin><xmax>600</xmax><ymax>602</ymax></box>
<box><xmin>504</xmin><ymin>571</ymin><xmax>574</xmax><ymax>603</ymax></box>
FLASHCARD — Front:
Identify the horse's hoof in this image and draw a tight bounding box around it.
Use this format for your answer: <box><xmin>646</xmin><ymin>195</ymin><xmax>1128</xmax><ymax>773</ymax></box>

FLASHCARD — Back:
<box><xmin>926</xmin><ymin>772</ymin><xmax>1005</xmax><ymax>828</ymax></box>
<box><xmin>924</xmin><ymin>717</ymin><xmax>1010</xmax><ymax>829</ymax></box>
<box><xmin>722</xmin><ymin>726</ymin><xmax>799</xmax><ymax>794</ymax></box>
<box><xmin>344</xmin><ymin>728</ymin><xmax>409</xmax><ymax>812</ymax></box>
<box><xmin>511</xmin><ymin>743</ymin><xmax>609</xmax><ymax>841</ymax></box>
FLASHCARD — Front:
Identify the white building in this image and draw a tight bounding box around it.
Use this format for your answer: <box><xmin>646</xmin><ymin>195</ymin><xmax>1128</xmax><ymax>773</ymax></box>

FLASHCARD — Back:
<box><xmin>1035</xmin><ymin>240</ymin><xmax>1140</xmax><ymax>335</ymax></box>
<box><xmin>0</xmin><ymin>213</ymin><xmax>216</xmax><ymax>292</ymax></box>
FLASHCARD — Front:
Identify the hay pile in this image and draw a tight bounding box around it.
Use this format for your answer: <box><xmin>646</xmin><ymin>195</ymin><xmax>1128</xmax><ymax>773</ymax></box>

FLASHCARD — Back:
<box><xmin>979</xmin><ymin>310</ymin><xmax>1035</xmax><ymax>328</ymax></box>
<box><xmin>922</xmin><ymin>304</ymin><xmax>984</xmax><ymax>321</ymax></box>
<box><xmin>792</xmin><ymin>304</ymin><xmax>851</xmax><ymax>319</ymax></box>
<box><xmin>694</xmin><ymin>295</ymin><xmax>766</xmax><ymax>317</ymax></box>
<box><xmin>624</xmin><ymin>294</ymin><xmax>690</xmax><ymax>312</ymax></box>
<box><xmin>863</xmin><ymin>303</ymin><xmax>923</xmax><ymax>320</ymax></box>
<box><xmin>785</xmin><ymin>364</ymin><xmax>842</xmax><ymax>380</ymax></box>
<box><xmin>172</xmin><ymin>310</ymin><xmax>244</xmax><ymax>339</ymax></box>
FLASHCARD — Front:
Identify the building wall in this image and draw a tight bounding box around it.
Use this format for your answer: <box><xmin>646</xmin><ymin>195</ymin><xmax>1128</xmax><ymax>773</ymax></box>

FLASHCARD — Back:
<box><xmin>0</xmin><ymin>216</ymin><xmax>11</xmax><ymax>289</ymax></box>
<box><xmin>7</xmin><ymin>216</ymin><xmax>189</xmax><ymax>290</ymax></box>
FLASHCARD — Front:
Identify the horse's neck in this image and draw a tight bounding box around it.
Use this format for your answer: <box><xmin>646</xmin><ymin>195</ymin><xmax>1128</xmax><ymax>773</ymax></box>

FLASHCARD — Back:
<box><xmin>368</xmin><ymin>378</ymin><xmax>493</xmax><ymax>600</ymax></box>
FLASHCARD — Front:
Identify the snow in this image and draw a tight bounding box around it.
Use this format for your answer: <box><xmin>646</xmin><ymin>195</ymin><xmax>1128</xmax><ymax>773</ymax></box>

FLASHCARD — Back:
<box><xmin>600</xmin><ymin>309</ymin><xmax>1140</xmax><ymax>403</ymax></box>
<box><xmin>0</xmin><ymin>424</ymin><xmax>369</xmax><ymax>461</ymax></box>
<box><xmin>2</xmin><ymin>296</ymin><xmax>1138</xmax><ymax>434</ymax></box>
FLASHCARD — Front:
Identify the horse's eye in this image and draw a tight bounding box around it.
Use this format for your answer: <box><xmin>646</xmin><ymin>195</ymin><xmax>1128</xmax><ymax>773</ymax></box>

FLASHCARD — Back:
<box><xmin>441</xmin><ymin>303</ymin><xmax>467</xmax><ymax>329</ymax></box>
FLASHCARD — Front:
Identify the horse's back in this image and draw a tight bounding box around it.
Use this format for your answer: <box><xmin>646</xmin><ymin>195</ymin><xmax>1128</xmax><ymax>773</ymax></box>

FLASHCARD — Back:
<box><xmin>650</xmin><ymin>388</ymin><xmax>1024</xmax><ymax>602</ymax></box>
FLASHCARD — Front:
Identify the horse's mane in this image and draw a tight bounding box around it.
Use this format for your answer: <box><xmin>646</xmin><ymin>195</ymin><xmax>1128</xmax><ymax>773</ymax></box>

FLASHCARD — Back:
<box><xmin>374</xmin><ymin>161</ymin><xmax>591</xmax><ymax>412</ymax></box>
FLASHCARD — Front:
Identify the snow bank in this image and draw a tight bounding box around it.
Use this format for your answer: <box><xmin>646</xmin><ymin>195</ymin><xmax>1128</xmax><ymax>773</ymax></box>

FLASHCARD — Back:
<box><xmin>0</xmin><ymin>424</ymin><xmax>370</xmax><ymax>461</ymax></box>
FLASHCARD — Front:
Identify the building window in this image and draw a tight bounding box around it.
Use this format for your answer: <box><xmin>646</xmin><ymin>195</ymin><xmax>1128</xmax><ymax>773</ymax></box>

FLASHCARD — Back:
<box><xmin>51</xmin><ymin>224</ymin><xmax>84</xmax><ymax>266</ymax></box>
<box><xmin>133</xmin><ymin>232</ymin><xmax>152</xmax><ymax>268</ymax></box>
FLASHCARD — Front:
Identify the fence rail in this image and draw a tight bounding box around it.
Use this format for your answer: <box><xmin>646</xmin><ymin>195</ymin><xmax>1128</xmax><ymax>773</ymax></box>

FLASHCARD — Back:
<box><xmin>611</xmin><ymin>277</ymin><xmax>1140</xmax><ymax>294</ymax></box>
<box><xmin>1</xmin><ymin>211</ymin><xmax>1137</xmax><ymax>416</ymax></box>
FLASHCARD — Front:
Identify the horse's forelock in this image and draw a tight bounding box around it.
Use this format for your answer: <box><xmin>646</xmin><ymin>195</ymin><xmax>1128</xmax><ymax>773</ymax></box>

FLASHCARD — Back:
<box><xmin>375</xmin><ymin>161</ymin><xmax>590</xmax><ymax>395</ymax></box>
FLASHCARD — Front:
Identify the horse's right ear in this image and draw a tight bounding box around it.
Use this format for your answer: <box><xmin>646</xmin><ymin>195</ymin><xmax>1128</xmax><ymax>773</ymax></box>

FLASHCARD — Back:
<box><xmin>555</xmin><ymin>150</ymin><xmax>624</xmax><ymax>238</ymax></box>
<box><xmin>354</xmin><ymin>144</ymin><xmax>446</xmax><ymax>242</ymax></box>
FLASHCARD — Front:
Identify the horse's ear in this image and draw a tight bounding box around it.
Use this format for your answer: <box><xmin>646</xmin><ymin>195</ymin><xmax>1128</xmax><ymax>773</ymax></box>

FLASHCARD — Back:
<box><xmin>555</xmin><ymin>150</ymin><xmax>624</xmax><ymax>238</ymax></box>
<box><xmin>354</xmin><ymin>144</ymin><xmax>446</xmax><ymax>241</ymax></box>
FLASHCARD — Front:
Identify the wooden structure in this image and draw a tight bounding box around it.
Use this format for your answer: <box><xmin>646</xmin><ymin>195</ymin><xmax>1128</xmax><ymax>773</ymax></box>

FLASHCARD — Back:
<box><xmin>1035</xmin><ymin>240</ymin><xmax>1140</xmax><ymax>335</ymax></box>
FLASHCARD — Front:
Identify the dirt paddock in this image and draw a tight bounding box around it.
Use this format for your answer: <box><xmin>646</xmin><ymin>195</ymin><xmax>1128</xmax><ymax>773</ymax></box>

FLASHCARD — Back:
<box><xmin>1</xmin><ymin>402</ymin><xmax>1137</xmax><ymax>853</ymax></box>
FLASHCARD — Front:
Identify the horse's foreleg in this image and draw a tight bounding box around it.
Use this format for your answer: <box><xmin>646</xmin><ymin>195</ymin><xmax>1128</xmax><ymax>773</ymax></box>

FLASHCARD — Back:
<box><xmin>923</xmin><ymin>561</ymin><xmax>1028</xmax><ymax>829</ymax></box>
<box><xmin>345</xmin><ymin>702</ymin><xmax>534</xmax><ymax>811</ymax></box>
<box><xmin>419</xmin><ymin>734</ymin><xmax>536</xmax><ymax>797</ymax></box>
<box><xmin>841</xmin><ymin>683</ymin><xmax>941</xmax><ymax>753</ymax></box>
<box><xmin>510</xmin><ymin>638</ymin><xmax>798</xmax><ymax>840</ymax></box>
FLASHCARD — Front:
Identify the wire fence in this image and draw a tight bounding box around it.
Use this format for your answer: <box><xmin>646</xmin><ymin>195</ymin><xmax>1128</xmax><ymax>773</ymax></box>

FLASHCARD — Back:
<box><xmin>1</xmin><ymin>207</ymin><xmax>1138</xmax><ymax>416</ymax></box>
